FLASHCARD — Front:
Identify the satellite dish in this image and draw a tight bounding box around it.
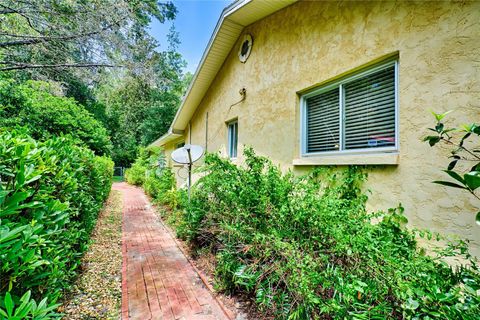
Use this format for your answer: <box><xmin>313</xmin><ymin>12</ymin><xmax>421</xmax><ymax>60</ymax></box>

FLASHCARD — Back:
<box><xmin>171</xmin><ymin>144</ymin><xmax>203</xmax><ymax>164</ymax></box>
<box><xmin>171</xmin><ymin>144</ymin><xmax>204</xmax><ymax>201</ymax></box>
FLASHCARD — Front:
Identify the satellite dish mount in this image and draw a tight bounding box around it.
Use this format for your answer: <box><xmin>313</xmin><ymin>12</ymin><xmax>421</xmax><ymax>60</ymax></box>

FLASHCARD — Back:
<box><xmin>171</xmin><ymin>144</ymin><xmax>204</xmax><ymax>201</ymax></box>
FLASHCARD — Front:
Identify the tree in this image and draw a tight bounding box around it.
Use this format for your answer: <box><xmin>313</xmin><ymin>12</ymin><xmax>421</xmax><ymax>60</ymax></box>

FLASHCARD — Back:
<box><xmin>0</xmin><ymin>77</ymin><xmax>112</xmax><ymax>155</ymax></box>
<box><xmin>96</xmin><ymin>26</ymin><xmax>189</xmax><ymax>166</ymax></box>
<box><xmin>424</xmin><ymin>111</ymin><xmax>480</xmax><ymax>223</ymax></box>
<box><xmin>96</xmin><ymin>68</ymin><xmax>190</xmax><ymax>166</ymax></box>
<box><xmin>0</xmin><ymin>0</ymin><xmax>189</xmax><ymax>167</ymax></box>
<box><xmin>0</xmin><ymin>0</ymin><xmax>176</xmax><ymax>74</ymax></box>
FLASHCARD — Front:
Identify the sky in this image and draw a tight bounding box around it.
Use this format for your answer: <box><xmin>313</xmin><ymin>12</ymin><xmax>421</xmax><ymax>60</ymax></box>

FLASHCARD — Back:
<box><xmin>149</xmin><ymin>0</ymin><xmax>231</xmax><ymax>74</ymax></box>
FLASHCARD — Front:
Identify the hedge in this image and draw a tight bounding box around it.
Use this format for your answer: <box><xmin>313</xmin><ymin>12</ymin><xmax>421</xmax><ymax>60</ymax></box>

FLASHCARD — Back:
<box><xmin>0</xmin><ymin>130</ymin><xmax>113</xmax><ymax>319</ymax></box>
<box><xmin>168</xmin><ymin>148</ymin><xmax>480</xmax><ymax>320</ymax></box>
<box><xmin>125</xmin><ymin>146</ymin><xmax>179</xmax><ymax>204</ymax></box>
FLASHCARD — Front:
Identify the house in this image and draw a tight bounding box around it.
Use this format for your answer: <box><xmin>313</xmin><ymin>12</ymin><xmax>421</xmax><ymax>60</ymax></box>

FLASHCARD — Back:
<box><xmin>151</xmin><ymin>0</ymin><xmax>480</xmax><ymax>255</ymax></box>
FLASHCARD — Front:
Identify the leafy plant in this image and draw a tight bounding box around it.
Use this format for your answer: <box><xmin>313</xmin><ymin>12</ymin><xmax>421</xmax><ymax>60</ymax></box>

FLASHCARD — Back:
<box><xmin>125</xmin><ymin>146</ymin><xmax>180</xmax><ymax>208</ymax></box>
<box><xmin>0</xmin><ymin>79</ymin><xmax>112</xmax><ymax>156</ymax></box>
<box><xmin>0</xmin><ymin>130</ymin><xmax>113</xmax><ymax>310</ymax></box>
<box><xmin>125</xmin><ymin>146</ymin><xmax>161</xmax><ymax>185</ymax></box>
<box><xmin>0</xmin><ymin>291</ymin><xmax>60</xmax><ymax>320</ymax></box>
<box><xmin>164</xmin><ymin>147</ymin><xmax>480</xmax><ymax>319</ymax></box>
<box><xmin>424</xmin><ymin>111</ymin><xmax>479</xmax><ymax>222</ymax></box>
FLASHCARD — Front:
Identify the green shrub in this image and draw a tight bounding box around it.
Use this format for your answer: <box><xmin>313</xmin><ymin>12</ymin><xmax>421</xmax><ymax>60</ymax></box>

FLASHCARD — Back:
<box><xmin>0</xmin><ymin>130</ymin><xmax>113</xmax><ymax>317</ymax></box>
<box><xmin>0</xmin><ymin>291</ymin><xmax>60</xmax><ymax>320</ymax></box>
<box><xmin>171</xmin><ymin>147</ymin><xmax>480</xmax><ymax>319</ymax></box>
<box><xmin>125</xmin><ymin>161</ymin><xmax>147</xmax><ymax>185</ymax></box>
<box><xmin>125</xmin><ymin>146</ymin><xmax>179</xmax><ymax>207</ymax></box>
<box><xmin>0</xmin><ymin>78</ymin><xmax>112</xmax><ymax>156</ymax></box>
<box><xmin>144</xmin><ymin>169</ymin><xmax>177</xmax><ymax>204</ymax></box>
<box><xmin>424</xmin><ymin>111</ymin><xmax>479</xmax><ymax>223</ymax></box>
<box><xmin>124</xmin><ymin>146</ymin><xmax>162</xmax><ymax>185</ymax></box>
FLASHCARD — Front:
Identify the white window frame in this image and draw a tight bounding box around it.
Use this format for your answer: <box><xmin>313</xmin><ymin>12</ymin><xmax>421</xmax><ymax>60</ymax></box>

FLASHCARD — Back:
<box><xmin>227</xmin><ymin>120</ymin><xmax>238</xmax><ymax>159</ymax></box>
<box><xmin>300</xmin><ymin>59</ymin><xmax>399</xmax><ymax>157</ymax></box>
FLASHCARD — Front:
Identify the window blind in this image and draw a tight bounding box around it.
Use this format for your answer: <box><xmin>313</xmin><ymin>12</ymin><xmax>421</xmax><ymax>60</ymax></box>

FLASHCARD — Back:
<box><xmin>344</xmin><ymin>65</ymin><xmax>396</xmax><ymax>150</ymax></box>
<box><xmin>306</xmin><ymin>88</ymin><xmax>340</xmax><ymax>153</ymax></box>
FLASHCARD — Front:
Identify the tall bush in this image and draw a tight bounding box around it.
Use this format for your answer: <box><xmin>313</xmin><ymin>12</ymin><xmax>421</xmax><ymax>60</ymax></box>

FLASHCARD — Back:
<box><xmin>125</xmin><ymin>146</ymin><xmax>179</xmax><ymax>206</ymax></box>
<box><xmin>125</xmin><ymin>147</ymin><xmax>161</xmax><ymax>186</ymax></box>
<box><xmin>171</xmin><ymin>148</ymin><xmax>480</xmax><ymax>319</ymax></box>
<box><xmin>0</xmin><ymin>78</ymin><xmax>112</xmax><ymax>156</ymax></box>
<box><xmin>0</xmin><ymin>130</ymin><xmax>113</xmax><ymax>317</ymax></box>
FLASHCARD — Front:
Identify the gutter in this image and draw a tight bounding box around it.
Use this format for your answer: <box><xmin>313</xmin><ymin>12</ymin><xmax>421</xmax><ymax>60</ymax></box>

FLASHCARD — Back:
<box><xmin>149</xmin><ymin>129</ymin><xmax>184</xmax><ymax>147</ymax></box>
<box><xmin>152</xmin><ymin>0</ymin><xmax>297</xmax><ymax>147</ymax></box>
<box><xmin>154</xmin><ymin>0</ymin><xmax>250</xmax><ymax>147</ymax></box>
<box><xmin>169</xmin><ymin>0</ymin><xmax>249</xmax><ymax>132</ymax></box>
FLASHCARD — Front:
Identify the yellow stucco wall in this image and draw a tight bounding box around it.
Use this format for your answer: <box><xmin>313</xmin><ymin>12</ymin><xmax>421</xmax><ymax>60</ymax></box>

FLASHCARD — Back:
<box><xmin>166</xmin><ymin>1</ymin><xmax>480</xmax><ymax>255</ymax></box>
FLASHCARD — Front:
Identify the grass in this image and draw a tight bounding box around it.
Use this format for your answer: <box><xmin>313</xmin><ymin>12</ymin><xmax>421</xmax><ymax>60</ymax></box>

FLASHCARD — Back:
<box><xmin>113</xmin><ymin>175</ymin><xmax>124</xmax><ymax>182</ymax></box>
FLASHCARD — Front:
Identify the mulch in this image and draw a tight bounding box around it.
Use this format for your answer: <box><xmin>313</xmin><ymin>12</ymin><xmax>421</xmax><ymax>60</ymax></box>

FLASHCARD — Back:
<box><xmin>60</xmin><ymin>190</ymin><xmax>123</xmax><ymax>319</ymax></box>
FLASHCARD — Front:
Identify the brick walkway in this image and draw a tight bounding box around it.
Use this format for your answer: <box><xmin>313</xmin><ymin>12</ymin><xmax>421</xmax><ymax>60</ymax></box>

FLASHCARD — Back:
<box><xmin>113</xmin><ymin>182</ymin><xmax>229</xmax><ymax>320</ymax></box>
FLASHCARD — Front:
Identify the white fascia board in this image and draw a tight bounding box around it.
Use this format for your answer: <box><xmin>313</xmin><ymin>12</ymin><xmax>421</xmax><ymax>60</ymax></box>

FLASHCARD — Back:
<box><xmin>168</xmin><ymin>0</ymin><xmax>297</xmax><ymax>133</ymax></box>
<box><xmin>149</xmin><ymin>130</ymin><xmax>183</xmax><ymax>147</ymax></box>
<box><xmin>169</xmin><ymin>0</ymin><xmax>250</xmax><ymax>132</ymax></box>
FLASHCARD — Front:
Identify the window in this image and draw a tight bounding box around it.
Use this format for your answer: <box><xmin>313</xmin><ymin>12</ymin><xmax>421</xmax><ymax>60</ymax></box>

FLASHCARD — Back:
<box><xmin>227</xmin><ymin>120</ymin><xmax>238</xmax><ymax>158</ymax></box>
<box><xmin>301</xmin><ymin>60</ymin><xmax>398</xmax><ymax>156</ymax></box>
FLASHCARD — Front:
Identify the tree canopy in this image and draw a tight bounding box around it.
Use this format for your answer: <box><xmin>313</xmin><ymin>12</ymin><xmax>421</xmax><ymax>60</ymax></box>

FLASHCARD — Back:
<box><xmin>0</xmin><ymin>0</ymin><xmax>190</xmax><ymax>167</ymax></box>
<box><xmin>0</xmin><ymin>77</ymin><xmax>113</xmax><ymax>155</ymax></box>
<box><xmin>0</xmin><ymin>0</ymin><xmax>176</xmax><ymax>73</ymax></box>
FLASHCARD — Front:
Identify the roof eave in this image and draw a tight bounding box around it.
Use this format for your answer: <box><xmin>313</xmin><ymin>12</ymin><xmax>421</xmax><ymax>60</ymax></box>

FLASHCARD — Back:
<box><xmin>165</xmin><ymin>0</ymin><xmax>297</xmax><ymax>135</ymax></box>
<box><xmin>170</xmin><ymin>0</ymin><xmax>250</xmax><ymax>132</ymax></box>
<box><xmin>149</xmin><ymin>129</ymin><xmax>184</xmax><ymax>147</ymax></box>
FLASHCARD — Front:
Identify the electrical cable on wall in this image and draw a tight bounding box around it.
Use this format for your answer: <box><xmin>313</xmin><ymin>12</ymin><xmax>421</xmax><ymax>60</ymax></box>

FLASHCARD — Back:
<box><xmin>176</xmin><ymin>86</ymin><xmax>247</xmax><ymax>187</ymax></box>
<box><xmin>204</xmin><ymin>87</ymin><xmax>247</xmax><ymax>147</ymax></box>
<box><xmin>229</xmin><ymin>87</ymin><xmax>246</xmax><ymax>110</ymax></box>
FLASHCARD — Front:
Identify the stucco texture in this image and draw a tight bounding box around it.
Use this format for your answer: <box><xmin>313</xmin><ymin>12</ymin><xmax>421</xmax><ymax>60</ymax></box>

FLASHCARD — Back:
<box><xmin>165</xmin><ymin>1</ymin><xmax>480</xmax><ymax>255</ymax></box>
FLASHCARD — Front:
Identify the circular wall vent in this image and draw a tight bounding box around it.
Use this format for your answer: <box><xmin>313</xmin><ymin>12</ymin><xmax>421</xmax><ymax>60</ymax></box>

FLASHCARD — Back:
<box><xmin>238</xmin><ymin>34</ymin><xmax>253</xmax><ymax>63</ymax></box>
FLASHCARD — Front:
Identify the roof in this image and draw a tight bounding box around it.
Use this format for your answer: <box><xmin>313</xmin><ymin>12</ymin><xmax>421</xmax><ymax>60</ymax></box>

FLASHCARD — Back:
<box><xmin>150</xmin><ymin>0</ymin><xmax>297</xmax><ymax>147</ymax></box>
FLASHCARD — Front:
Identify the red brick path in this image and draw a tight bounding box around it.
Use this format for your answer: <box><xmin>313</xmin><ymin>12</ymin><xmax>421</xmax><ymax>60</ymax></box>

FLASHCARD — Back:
<box><xmin>113</xmin><ymin>182</ymin><xmax>229</xmax><ymax>320</ymax></box>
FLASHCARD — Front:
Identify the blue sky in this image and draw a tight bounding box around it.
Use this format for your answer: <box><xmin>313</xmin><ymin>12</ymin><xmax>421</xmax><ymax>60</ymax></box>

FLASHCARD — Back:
<box><xmin>149</xmin><ymin>0</ymin><xmax>231</xmax><ymax>74</ymax></box>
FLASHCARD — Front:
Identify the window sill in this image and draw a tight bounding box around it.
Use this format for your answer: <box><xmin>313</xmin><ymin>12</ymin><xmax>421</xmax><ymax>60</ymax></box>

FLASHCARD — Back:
<box><xmin>293</xmin><ymin>153</ymin><xmax>399</xmax><ymax>166</ymax></box>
